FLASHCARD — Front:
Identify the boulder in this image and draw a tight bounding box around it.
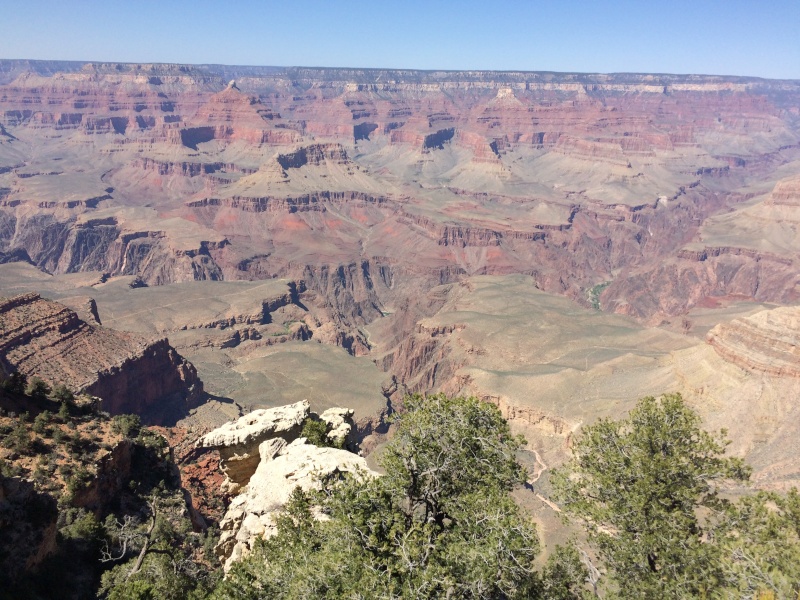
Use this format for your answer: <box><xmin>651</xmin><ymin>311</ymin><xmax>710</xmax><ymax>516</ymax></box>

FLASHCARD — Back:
<box><xmin>217</xmin><ymin>437</ymin><xmax>375</xmax><ymax>570</ymax></box>
<box><xmin>196</xmin><ymin>400</ymin><xmax>309</xmax><ymax>491</ymax></box>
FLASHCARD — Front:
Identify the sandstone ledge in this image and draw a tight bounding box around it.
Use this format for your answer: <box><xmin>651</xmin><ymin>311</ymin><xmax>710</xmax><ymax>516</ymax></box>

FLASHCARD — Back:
<box><xmin>707</xmin><ymin>306</ymin><xmax>800</xmax><ymax>378</ymax></box>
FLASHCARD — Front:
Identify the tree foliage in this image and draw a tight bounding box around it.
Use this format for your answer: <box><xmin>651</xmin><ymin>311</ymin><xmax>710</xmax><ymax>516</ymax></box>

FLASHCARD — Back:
<box><xmin>111</xmin><ymin>414</ymin><xmax>142</xmax><ymax>439</ymax></box>
<box><xmin>299</xmin><ymin>416</ymin><xmax>344</xmax><ymax>449</ymax></box>
<box><xmin>715</xmin><ymin>488</ymin><xmax>800</xmax><ymax>599</ymax></box>
<box><xmin>25</xmin><ymin>377</ymin><xmax>51</xmax><ymax>401</ymax></box>
<box><xmin>552</xmin><ymin>393</ymin><xmax>751</xmax><ymax>599</ymax></box>
<box><xmin>51</xmin><ymin>383</ymin><xmax>75</xmax><ymax>404</ymax></box>
<box><xmin>99</xmin><ymin>498</ymin><xmax>217</xmax><ymax>600</ymax></box>
<box><xmin>1</xmin><ymin>371</ymin><xmax>27</xmax><ymax>394</ymax></box>
<box><xmin>215</xmin><ymin>394</ymin><xmax>544</xmax><ymax>599</ymax></box>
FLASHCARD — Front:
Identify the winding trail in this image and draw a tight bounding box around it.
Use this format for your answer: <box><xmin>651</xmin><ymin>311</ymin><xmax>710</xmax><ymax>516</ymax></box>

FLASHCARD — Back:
<box><xmin>527</xmin><ymin>447</ymin><xmax>562</xmax><ymax>513</ymax></box>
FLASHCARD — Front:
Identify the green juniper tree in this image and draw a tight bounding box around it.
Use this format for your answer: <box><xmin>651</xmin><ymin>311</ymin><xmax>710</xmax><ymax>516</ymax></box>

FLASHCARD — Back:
<box><xmin>51</xmin><ymin>383</ymin><xmax>75</xmax><ymax>404</ymax></box>
<box><xmin>25</xmin><ymin>376</ymin><xmax>51</xmax><ymax>400</ymax></box>
<box><xmin>715</xmin><ymin>488</ymin><xmax>800</xmax><ymax>599</ymax></box>
<box><xmin>551</xmin><ymin>393</ymin><xmax>751</xmax><ymax>599</ymax></box>
<box><xmin>215</xmin><ymin>394</ymin><xmax>544</xmax><ymax>599</ymax></box>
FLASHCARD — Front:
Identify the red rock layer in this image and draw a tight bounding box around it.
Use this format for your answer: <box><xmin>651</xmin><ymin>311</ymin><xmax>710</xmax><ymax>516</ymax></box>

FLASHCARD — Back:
<box><xmin>0</xmin><ymin>293</ymin><xmax>202</xmax><ymax>421</ymax></box>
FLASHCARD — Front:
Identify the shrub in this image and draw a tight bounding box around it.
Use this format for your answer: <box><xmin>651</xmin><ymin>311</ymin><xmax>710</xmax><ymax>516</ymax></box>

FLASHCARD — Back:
<box><xmin>57</xmin><ymin>401</ymin><xmax>71</xmax><ymax>422</ymax></box>
<box><xmin>5</xmin><ymin>421</ymin><xmax>33</xmax><ymax>455</ymax></box>
<box><xmin>32</xmin><ymin>410</ymin><xmax>51</xmax><ymax>435</ymax></box>
<box><xmin>111</xmin><ymin>414</ymin><xmax>141</xmax><ymax>438</ymax></box>
<box><xmin>552</xmin><ymin>393</ymin><xmax>750</xmax><ymax>599</ymax></box>
<box><xmin>300</xmin><ymin>417</ymin><xmax>331</xmax><ymax>447</ymax></box>
<box><xmin>66</xmin><ymin>466</ymin><xmax>93</xmax><ymax>496</ymax></box>
<box><xmin>2</xmin><ymin>371</ymin><xmax>28</xmax><ymax>394</ymax></box>
<box><xmin>26</xmin><ymin>377</ymin><xmax>51</xmax><ymax>400</ymax></box>
<box><xmin>51</xmin><ymin>383</ymin><xmax>75</xmax><ymax>403</ymax></box>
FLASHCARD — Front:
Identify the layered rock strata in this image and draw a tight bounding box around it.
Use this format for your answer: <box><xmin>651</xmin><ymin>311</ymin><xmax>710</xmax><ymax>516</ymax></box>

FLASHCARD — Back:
<box><xmin>1</xmin><ymin>61</ymin><xmax>799</xmax><ymax>328</ymax></box>
<box><xmin>0</xmin><ymin>293</ymin><xmax>201</xmax><ymax>420</ymax></box>
<box><xmin>707</xmin><ymin>306</ymin><xmax>800</xmax><ymax>378</ymax></box>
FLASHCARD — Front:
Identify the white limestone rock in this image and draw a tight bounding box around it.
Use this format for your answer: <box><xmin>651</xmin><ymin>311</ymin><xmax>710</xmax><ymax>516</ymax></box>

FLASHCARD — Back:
<box><xmin>196</xmin><ymin>400</ymin><xmax>309</xmax><ymax>490</ymax></box>
<box><xmin>319</xmin><ymin>406</ymin><xmax>356</xmax><ymax>448</ymax></box>
<box><xmin>197</xmin><ymin>400</ymin><xmax>309</xmax><ymax>449</ymax></box>
<box><xmin>217</xmin><ymin>437</ymin><xmax>376</xmax><ymax>570</ymax></box>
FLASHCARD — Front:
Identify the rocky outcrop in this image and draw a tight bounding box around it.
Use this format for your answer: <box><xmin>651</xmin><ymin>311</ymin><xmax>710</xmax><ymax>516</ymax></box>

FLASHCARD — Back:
<box><xmin>216</xmin><ymin>437</ymin><xmax>374</xmax><ymax>570</ymax></box>
<box><xmin>0</xmin><ymin>293</ymin><xmax>202</xmax><ymax>422</ymax></box>
<box><xmin>276</xmin><ymin>143</ymin><xmax>350</xmax><ymax>169</ymax></box>
<box><xmin>70</xmin><ymin>439</ymin><xmax>134</xmax><ymax>510</ymax></box>
<box><xmin>187</xmin><ymin>190</ymin><xmax>391</xmax><ymax>214</ymax></box>
<box><xmin>319</xmin><ymin>407</ymin><xmax>357</xmax><ymax>448</ymax></box>
<box><xmin>604</xmin><ymin>254</ymin><xmax>800</xmax><ymax>320</ymax></box>
<box><xmin>707</xmin><ymin>306</ymin><xmax>800</xmax><ymax>378</ymax></box>
<box><xmin>553</xmin><ymin>136</ymin><xmax>631</xmax><ymax>167</ymax></box>
<box><xmin>196</xmin><ymin>400</ymin><xmax>309</xmax><ymax>492</ymax></box>
<box><xmin>198</xmin><ymin>400</ymin><xmax>373</xmax><ymax>569</ymax></box>
<box><xmin>1</xmin><ymin>211</ymin><xmax>228</xmax><ymax>287</ymax></box>
<box><xmin>766</xmin><ymin>176</ymin><xmax>800</xmax><ymax>207</ymax></box>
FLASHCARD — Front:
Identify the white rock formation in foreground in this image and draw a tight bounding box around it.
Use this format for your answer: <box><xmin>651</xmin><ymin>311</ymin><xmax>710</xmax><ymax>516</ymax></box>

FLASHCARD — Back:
<box><xmin>196</xmin><ymin>400</ymin><xmax>310</xmax><ymax>492</ymax></box>
<box><xmin>199</xmin><ymin>401</ymin><xmax>373</xmax><ymax>570</ymax></box>
<box><xmin>217</xmin><ymin>437</ymin><xmax>374</xmax><ymax>569</ymax></box>
<box><xmin>319</xmin><ymin>406</ymin><xmax>357</xmax><ymax>447</ymax></box>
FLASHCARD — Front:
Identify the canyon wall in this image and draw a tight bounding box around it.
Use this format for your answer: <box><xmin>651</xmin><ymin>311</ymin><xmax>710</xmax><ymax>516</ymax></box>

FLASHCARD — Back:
<box><xmin>0</xmin><ymin>293</ymin><xmax>201</xmax><ymax>421</ymax></box>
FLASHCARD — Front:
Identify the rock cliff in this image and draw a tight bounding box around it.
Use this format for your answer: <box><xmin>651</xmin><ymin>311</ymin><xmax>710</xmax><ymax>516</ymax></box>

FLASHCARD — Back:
<box><xmin>196</xmin><ymin>400</ymin><xmax>310</xmax><ymax>492</ymax></box>
<box><xmin>1</xmin><ymin>61</ymin><xmax>798</xmax><ymax>328</ymax></box>
<box><xmin>0</xmin><ymin>293</ymin><xmax>201</xmax><ymax>421</ymax></box>
<box><xmin>0</xmin><ymin>475</ymin><xmax>59</xmax><ymax>581</ymax></box>
<box><xmin>198</xmin><ymin>401</ymin><xmax>373</xmax><ymax>569</ymax></box>
<box><xmin>217</xmin><ymin>438</ymin><xmax>374</xmax><ymax>570</ymax></box>
<box><xmin>707</xmin><ymin>306</ymin><xmax>800</xmax><ymax>378</ymax></box>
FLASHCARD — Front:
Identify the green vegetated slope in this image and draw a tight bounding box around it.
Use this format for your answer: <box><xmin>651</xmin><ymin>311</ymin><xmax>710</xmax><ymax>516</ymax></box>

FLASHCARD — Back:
<box><xmin>4</xmin><ymin>381</ymin><xmax>799</xmax><ymax>599</ymax></box>
<box><xmin>0</xmin><ymin>379</ymin><xmax>219</xmax><ymax>600</ymax></box>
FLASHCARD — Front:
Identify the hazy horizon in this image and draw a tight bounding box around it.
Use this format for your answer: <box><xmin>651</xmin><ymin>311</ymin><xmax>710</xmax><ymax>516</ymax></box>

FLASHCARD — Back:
<box><xmin>1</xmin><ymin>0</ymin><xmax>798</xmax><ymax>80</ymax></box>
<box><xmin>3</xmin><ymin>57</ymin><xmax>799</xmax><ymax>82</ymax></box>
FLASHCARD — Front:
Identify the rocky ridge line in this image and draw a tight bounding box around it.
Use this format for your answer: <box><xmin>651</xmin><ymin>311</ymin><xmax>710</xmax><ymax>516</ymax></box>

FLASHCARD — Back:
<box><xmin>0</xmin><ymin>293</ymin><xmax>202</xmax><ymax>421</ymax></box>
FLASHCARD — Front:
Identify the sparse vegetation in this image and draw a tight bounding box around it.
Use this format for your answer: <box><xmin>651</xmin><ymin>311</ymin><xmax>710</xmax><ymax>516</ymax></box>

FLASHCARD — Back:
<box><xmin>0</xmin><ymin>381</ymin><xmax>219</xmax><ymax>600</ymax></box>
<box><xmin>4</xmin><ymin>378</ymin><xmax>800</xmax><ymax>599</ymax></box>
<box><xmin>587</xmin><ymin>281</ymin><xmax>611</xmax><ymax>310</ymax></box>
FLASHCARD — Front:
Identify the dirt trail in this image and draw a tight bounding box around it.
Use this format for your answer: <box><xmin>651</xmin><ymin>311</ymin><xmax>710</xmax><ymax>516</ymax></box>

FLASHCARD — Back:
<box><xmin>527</xmin><ymin>447</ymin><xmax>562</xmax><ymax>513</ymax></box>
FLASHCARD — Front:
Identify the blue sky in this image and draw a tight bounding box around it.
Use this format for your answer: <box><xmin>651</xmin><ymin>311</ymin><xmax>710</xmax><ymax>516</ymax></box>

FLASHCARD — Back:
<box><xmin>1</xmin><ymin>0</ymin><xmax>798</xmax><ymax>79</ymax></box>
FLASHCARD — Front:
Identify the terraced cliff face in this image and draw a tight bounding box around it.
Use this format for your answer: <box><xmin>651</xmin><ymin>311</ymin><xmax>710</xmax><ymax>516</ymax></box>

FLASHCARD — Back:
<box><xmin>1</xmin><ymin>62</ymin><xmax>799</xmax><ymax>330</ymax></box>
<box><xmin>601</xmin><ymin>174</ymin><xmax>800</xmax><ymax>321</ymax></box>
<box><xmin>0</xmin><ymin>293</ymin><xmax>201</xmax><ymax>421</ymax></box>
<box><xmin>707</xmin><ymin>306</ymin><xmax>800</xmax><ymax>377</ymax></box>
<box><xmin>1</xmin><ymin>62</ymin><xmax>800</xmax><ymax>470</ymax></box>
